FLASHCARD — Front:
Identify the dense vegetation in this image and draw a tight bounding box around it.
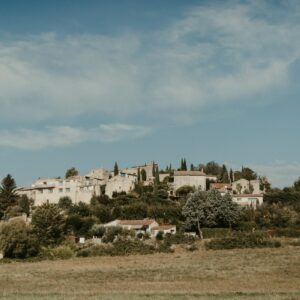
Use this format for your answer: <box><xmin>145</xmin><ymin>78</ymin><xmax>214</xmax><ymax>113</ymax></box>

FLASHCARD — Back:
<box><xmin>0</xmin><ymin>161</ymin><xmax>299</xmax><ymax>260</ymax></box>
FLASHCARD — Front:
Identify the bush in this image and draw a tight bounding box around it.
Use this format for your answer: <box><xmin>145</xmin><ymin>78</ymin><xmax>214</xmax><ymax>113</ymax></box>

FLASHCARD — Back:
<box><xmin>202</xmin><ymin>228</ymin><xmax>232</xmax><ymax>239</ymax></box>
<box><xmin>156</xmin><ymin>231</ymin><xmax>164</xmax><ymax>241</ymax></box>
<box><xmin>89</xmin><ymin>224</ymin><xmax>106</xmax><ymax>238</ymax></box>
<box><xmin>32</xmin><ymin>203</ymin><xmax>66</xmax><ymax>246</ymax></box>
<box><xmin>164</xmin><ymin>232</ymin><xmax>196</xmax><ymax>245</ymax></box>
<box><xmin>270</xmin><ymin>228</ymin><xmax>300</xmax><ymax>238</ymax></box>
<box><xmin>40</xmin><ymin>245</ymin><xmax>74</xmax><ymax>260</ymax></box>
<box><xmin>101</xmin><ymin>226</ymin><xmax>134</xmax><ymax>243</ymax></box>
<box><xmin>205</xmin><ymin>232</ymin><xmax>281</xmax><ymax>250</ymax></box>
<box><xmin>236</xmin><ymin>221</ymin><xmax>257</xmax><ymax>232</ymax></box>
<box><xmin>76</xmin><ymin>239</ymin><xmax>172</xmax><ymax>257</ymax></box>
<box><xmin>0</xmin><ymin>220</ymin><xmax>39</xmax><ymax>259</ymax></box>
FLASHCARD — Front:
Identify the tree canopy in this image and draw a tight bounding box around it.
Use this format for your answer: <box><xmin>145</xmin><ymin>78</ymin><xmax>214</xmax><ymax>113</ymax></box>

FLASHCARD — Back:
<box><xmin>65</xmin><ymin>167</ymin><xmax>79</xmax><ymax>178</ymax></box>
<box><xmin>182</xmin><ymin>189</ymin><xmax>240</xmax><ymax>239</ymax></box>
<box><xmin>0</xmin><ymin>174</ymin><xmax>18</xmax><ymax>214</ymax></box>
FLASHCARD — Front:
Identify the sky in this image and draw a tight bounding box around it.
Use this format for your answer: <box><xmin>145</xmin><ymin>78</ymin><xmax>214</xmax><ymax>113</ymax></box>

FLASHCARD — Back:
<box><xmin>0</xmin><ymin>0</ymin><xmax>299</xmax><ymax>188</ymax></box>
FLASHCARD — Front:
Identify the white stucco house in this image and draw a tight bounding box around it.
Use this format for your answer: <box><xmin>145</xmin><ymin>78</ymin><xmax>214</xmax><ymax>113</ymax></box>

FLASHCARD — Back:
<box><xmin>105</xmin><ymin>173</ymin><xmax>137</xmax><ymax>198</ymax></box>
<box><xmin>103</xmin><ymin>219</ymin><xmax>176</xmax><ymax>237</ymax></box>
<box><xmin>17</xmin><ymin>168</ymin><xmax>112</xmax><ymax>206</ymax></box>
<box><xmin>232</xmin><ymin>194</ymin><xmax>264</xmax><ymax>208</ymax></box>
<box><xmin>172</xmin><ymin>170</ymin><xmax>217</xmax><ymax>193</ymax></box>
<box><xmin>232</xmin><ymin>179</ymin><xmax>263</xmax><ymax>195</ymax></box>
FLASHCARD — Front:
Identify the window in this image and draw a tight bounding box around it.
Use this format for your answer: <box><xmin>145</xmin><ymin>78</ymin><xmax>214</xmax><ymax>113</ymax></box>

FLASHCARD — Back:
<box><xmin>39</xmin><ymin>190</ymin><xmax>43</xmax><ymax>194</ymax></box>
<box><xmin>48</xmin><ymin>189</ymin><xmax>53</xmax><ymax>194</ymax></box>
<box><xmin>66</xmin><ymin>188</ymin><xmax>70</xmax><ymax>193</ymax></box>
<box><xmin>59</xmin><ymin>188</ymin><xmax>63</xmax><ymax>193</ymax></box>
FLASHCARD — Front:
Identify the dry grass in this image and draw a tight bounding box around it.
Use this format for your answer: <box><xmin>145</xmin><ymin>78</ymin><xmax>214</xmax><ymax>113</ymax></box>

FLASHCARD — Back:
<box><xmin>0</xmin><ymin>246</ymin><xmax>299</xmax><ymax>300</ymax></box>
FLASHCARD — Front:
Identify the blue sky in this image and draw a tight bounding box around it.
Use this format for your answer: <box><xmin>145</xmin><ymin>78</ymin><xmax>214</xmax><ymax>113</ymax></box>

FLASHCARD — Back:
<box><xmin>0</xmin><ymin>0</ymin><xmax>299</xmax><ymax>188</ymax></box>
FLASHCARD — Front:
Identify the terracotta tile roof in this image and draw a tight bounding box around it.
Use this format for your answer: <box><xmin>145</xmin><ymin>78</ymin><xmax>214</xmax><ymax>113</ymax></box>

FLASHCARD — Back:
<box><xmin>210</xmin><ymin>183</ymin><xmax>232</xmax><ymax>189</ymax></box>
<box><xmin>174</xmin><ymin>171</ymin><xmax>206</xmax><ymax>176</ymax></box>
<box><xmin>118</xmin><ymin>219</ymin><xmax>157</xmax><ymax>226</ymax></box>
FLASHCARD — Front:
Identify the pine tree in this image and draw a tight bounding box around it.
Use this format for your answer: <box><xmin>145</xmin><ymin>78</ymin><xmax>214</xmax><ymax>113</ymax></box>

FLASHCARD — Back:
<box><xmin>190</xmin><ymin>164</ymin><xmax>194</xmax><ymax>171</ymax></box>
<box><xmin>114</xmin><ymin>162</ymin><xmax>119</xmax><ymax>176</ymax></box>
<box><xmin>180</xmin><ymin>159</ymin><xmax>184</xmax><ymax>171</ymax></box>
<box><xmin>0</xmin><ymin>174</ymin><xmax>18</xmax><ymax>213</ymax></box>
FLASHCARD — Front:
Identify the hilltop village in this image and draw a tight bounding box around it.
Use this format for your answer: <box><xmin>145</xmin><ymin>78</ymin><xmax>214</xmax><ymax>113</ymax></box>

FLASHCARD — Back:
<box><xmin>17</xmin><ymin>161</ymin><xmax>267</xmax><ymax>208</ymax></box>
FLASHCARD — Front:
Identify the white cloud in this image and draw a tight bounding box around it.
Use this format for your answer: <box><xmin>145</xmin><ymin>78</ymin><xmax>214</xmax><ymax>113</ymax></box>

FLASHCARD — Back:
<box><xmin>0</xmin><ymin>2</ymin><xmax>300</xmax><ymax>123</ymax></box>
<box><xmin>239</xmin><ymin>161</ymin><xmax>300</xmax><ymax>188</ymax></box>
<box><xmin>0</xmin><ymin>124</ymin><xmax>152</xmax><ymax>150</ymax></box>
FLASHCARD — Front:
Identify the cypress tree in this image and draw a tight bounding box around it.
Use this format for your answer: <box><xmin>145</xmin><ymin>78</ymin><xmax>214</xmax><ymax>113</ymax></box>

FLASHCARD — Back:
<box><xmin>229</xmin><ymin>168</ymin><xmax>234</xmax><ymax>183</ymax></box>
<box><xmin>155</xmin><ymin>165</ymin><xmax>160</xmax><ymax>184</ymax></box>
<box><xmin>114</xmin><ymin>162</ymin><xmax>119</xmax><ymax>176</ymax></box>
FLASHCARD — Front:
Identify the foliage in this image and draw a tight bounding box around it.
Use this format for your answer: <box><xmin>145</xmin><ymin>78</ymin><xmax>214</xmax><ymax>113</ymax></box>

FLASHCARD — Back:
<box><xmin>263</xmin><ymin>191</ymin><xmax>300</xmax><ymax>211</ymax></box>
<box><xmin>58</xmin><ymin>196</ymin><xmax>73</xmax><ymax>210</ymax></box>
<box><xmin>141</xmin><ymin>169</ymin><xmax>147</xmax><ymax>181</ymax></box>
<box><xmin>234</xmin><ymin>167</ymin><xmax>257</xmax><ymax>181</ymax></box>
<box><xmin>176</xmin><ymin>185</ymin><xmax>195</xmax><ymax>197</ymax></box>
<box><xmin>90</xmin><ymin>204</ymin><xmax>112</xmax><ymax>223</ymax></box>
<box><xmin>182</xmin><ymin>189</ymin><xmax>241</xmax><ymax>239</ymax></box>
<box><xmin>164</xmin><ymin>232</ymin><xmax>196</xmax><ymax>244</ymax></box>
<box><xmin>66</xmin><ymin>215</ymin><xmax>96</xmax><ymax>237</ymax></box>
<box><xmin>32</xmin><ymin>203</ymin><xmax>66</xmax><ymax>246</ymax></box>
<box><xmin>255</xmin><ymin>203</ymin><xmax>298</xmax><ymax>228</ymax></box>
<box><xmin>155</xmin><ymin>231</ymin><xmax>164</xmax><ymax>241</ymax></box>
<box><xmin>0</xmin><ymin>174</ymin><xmax>18</xmax><ymax>214</ymax></box>
<box><xmin>202</xmin><ymin>228</ymin><xmax>232</xmax><ymax>239</ymax></box>
<box><xmin>40</xmin><ymin>245</ymin><xmax>74</xmax><ymax>260</ymax></box>
<box><xmin>18</xmin><ymin>195</ymin><xmax>33</xmax><ymax>216</ymax></box>
<box><xmin>220</xmin><ymin>164</ymin><xmax>229</xmax><ymax>183</ymax></box>
<box><xmin>294</xmin><ymin>177</ymin><xmax>300</xmax><ymax>191</ymax></box>
<box><xmin>68</xmin><ymin>202</ymin><xmax>91</xmax><ymax>217</ymax></box>
<box><xmin>120</xmin><ymin>203</ymin><xmax>148</xmax><ymax>219</ymax></box>
<box><xmin>205</xmin><ymin>232</ymin><xmax>281</xmax><ymax>250</ymax></box>
<box><xmin>0</xmin><ymin>220</ymin><xmax>39</xmax><ymax>259</ymax></box>
<box><xmin>114</xmin><ymin>162</ymin><xmax>119</xmax><ymax>176</ymax></box>
<box><xmin>89</xmin><ymin>224</ymin><xmax>106</xmax><ymax>237</ymax></box>
<box><xmin>65</xmin><ymin>167</ymin><xmax>79</xmax><ymax>178</ymax></box>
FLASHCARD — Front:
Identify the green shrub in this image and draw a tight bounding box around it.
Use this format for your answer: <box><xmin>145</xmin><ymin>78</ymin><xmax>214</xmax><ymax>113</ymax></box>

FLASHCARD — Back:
<box><xmin>271</xmin><ymin>228</ymin><xmax>300</xmax><ymax>238</ymax></box>
<box><xmin>40</xmin><ymin>245</ymin><xmax>74</xmax><ymax>260</ymax></box>
<box><xmin>101</xmin><ymin>226</ymin><xmax>124</xmax><ymax>243</ymax></box>
<box><xmin>0</xmin><ymin>220</ymin><xmax>39</xmax><ymax>259</ymax></box>
<box><xmin>202</xmin><ymin>228</ymin><xmax>232</xmax><ymax>238</ymax></box>
<box><xmin>205</xmin><ymin>232</ymin><xmax>281</xmax><ymax>250</ymax></box>
<box><xmin>156</xmin><ymin>231</ymin><xmax>164</xmax><ymax>241</ymax></box>
<box><xmin>236</xmin><ymin>221</ymin><xmax>257</xmax><ymax>232</ymax></box>
<box><xmin>76</xmin><ymin>238</ymin><xmax>172</xmax><ymax>257</ymax></box>
<box><xmin>89</xmin><ymin>224</ymin><xmax>106</xmax><ymax>238</ymax></box>
<box><xmin>164</xmin><ymin>232</ymin><xmax>196</xmax><ymax>245</ymax></box>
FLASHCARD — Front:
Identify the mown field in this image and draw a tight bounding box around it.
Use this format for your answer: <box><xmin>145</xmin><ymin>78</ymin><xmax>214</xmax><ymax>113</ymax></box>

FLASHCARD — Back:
<box><xmin>0</xmin><ymin>246</ymin><xmax>300</xmax><ymax>300</ymax></box>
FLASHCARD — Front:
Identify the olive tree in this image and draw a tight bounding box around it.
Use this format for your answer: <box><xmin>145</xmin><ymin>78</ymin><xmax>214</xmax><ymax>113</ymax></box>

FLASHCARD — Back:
<box><xmin>183</xmin><ymin>189</ymin><xmax>240</xmax><ymax>239</ymax></box>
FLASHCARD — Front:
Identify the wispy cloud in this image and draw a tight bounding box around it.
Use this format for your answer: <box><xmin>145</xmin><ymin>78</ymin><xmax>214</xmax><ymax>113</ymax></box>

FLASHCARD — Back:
<box><xmin>248</xmin><ymin>161</ymin><xmax>300</xmax><ymax>188</ymax></box>
<box><xmin>0</xmin><ymin>124</ymin><xmax>152</xmax><ymax>150</ymax></box>
<box><xmin>1</xmin><ymin>1</ymin><xmax>300</xmax><ymax>123</ymax></box>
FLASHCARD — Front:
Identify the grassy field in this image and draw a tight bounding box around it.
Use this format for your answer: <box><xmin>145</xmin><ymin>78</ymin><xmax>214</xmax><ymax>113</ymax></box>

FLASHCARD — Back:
<box><xmin>0</xmin><ymin>246</ymin><xmax>300</xmax><ymax>300</ymax></box>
